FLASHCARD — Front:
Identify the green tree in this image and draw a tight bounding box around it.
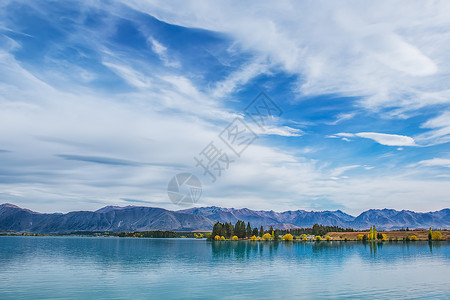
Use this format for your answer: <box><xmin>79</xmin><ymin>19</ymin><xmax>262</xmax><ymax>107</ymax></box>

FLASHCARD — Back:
<box><xmin>252</xmin><ymin>227</ymin><xmax>259</xmax><ymax>237</ymax></box>
<box><xmin>259</xmin><ymin>226</ymin><xmax>264</xmax><ymax>237</ymax></box>
<box><xmin>212</xmin><ymin>222</ymin><xmax>223</xmax><ymax>238</ymax></box>
<box><xmin>246</xmin><ymin>222</ymin><xmax>252</xmax><ymax>238</ymax></box>
<box><xmin>235</xmin><ymin>220</ymin><xmax>246</xmax><ymax>238</ymax></box>
<box><xmin>273</xmin><ymin>230</ymin><xmax>280</xmax><ymax>241</ymax></box>
<box><xmin>428</xmin><ymin>227</ymin><xmax>433</xmax><ymax>241</ymax></box>
<box><xmin>225</xmin><ymin>222</ymin><xmax>234</xmax><ymax>239</ymax></box>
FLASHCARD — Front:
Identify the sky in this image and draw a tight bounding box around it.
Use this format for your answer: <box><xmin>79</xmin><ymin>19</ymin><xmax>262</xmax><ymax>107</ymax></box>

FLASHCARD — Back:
<box><xmin>0</xmin><ymin>0</ymin><xmax>449</xmax><ymax>215</ymax></box>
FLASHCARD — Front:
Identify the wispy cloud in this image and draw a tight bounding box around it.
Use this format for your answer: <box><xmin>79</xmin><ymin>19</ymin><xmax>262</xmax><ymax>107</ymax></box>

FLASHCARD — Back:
<box><xmin>326</xmin><ymin>112</ymin><xmax>356</xmax><ymax>125</ymax></box>
<box><xmin>103</xmin><ymin>61</ymin><xmax>152</xmax><ymax>89</ymax></box>
<box><xmin>330</xmin><ymin>165</ymin><xmax>361</xmax><ymax>177</ymax></box>
<box><xmin>148</xmin><ymin>37</ymin><xmax>180</xmax><ymax>68</ymax></box>
<box><xmin>415</xmin><ymin>110</ymin><xmax>450</xmax><ymax>146</ymax></box>
<box><xmin>416</xmin><ymin>158</ymin><xmax>450</xmax><ymax>168</ymax></box>
<box><xmin>56</xmin><ymin>154</ymin><xmax>145</xmax><ymax>166</ymax></box>
<box><xmin>257</xmin><ymin>125</ymin><xmax>302</xmax><ymax>137</ymax></box>
<box><xmin>335</xmin><ymin>132</ymin><xmax>417</xmax><ymax>146</ymax></box>
<box><xmin>211</xmin><ymin>58</ymin><xmax>269</xmax><ymax>98</ymax></box>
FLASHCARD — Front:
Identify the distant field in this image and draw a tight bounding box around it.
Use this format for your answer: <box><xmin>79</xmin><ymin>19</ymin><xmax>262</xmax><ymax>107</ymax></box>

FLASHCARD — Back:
<box><xmin>328</xmin><ymin>230</ymin><xmax>449</xmax><ymax>240</ymax></box>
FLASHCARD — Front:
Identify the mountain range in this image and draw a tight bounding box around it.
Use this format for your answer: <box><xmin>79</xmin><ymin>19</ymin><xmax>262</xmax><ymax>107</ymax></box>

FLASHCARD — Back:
<box><xmin>1</xmin><ymin>203</ymin><xmax>449</xmax><ymax>233</ymax></box>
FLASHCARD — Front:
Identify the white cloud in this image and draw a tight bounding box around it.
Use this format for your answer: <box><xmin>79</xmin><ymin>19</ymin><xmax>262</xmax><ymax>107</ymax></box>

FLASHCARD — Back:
<box><xmin>148</xmin><ymin>37</ymin><xmax>180</xmax><ymax>68</ymax></box>
<box><xmin>417</xmin><ymin>158</ymin><xmax>450</xmax><ymax>168</ymax></box>
<box><xmin>330</xmin><ymin>165</ymin><xmax>361</xmax><ymax>177</ymax></box>
<box><xmin>211</xmin><ymin>58</ymin><xmax>269</xmax><ymax>98</ymax></box>
<box><xmin>336</xmin><ymin>132</ymin><xmax>416</xmax><ymax>146</ymax></box>
<box><xmin>103</xmin><ymin>61</ymin><xmax>152</xmax><ymax>89</ymax></box>
<box><xmin>327</xmin><ymin>112</ymin><xmax>356</xmax><ymax>125</ymax></box>
<box><xmin>415</xmin><ymin>110</ymin><xmax>450</xmax><ymax>146</ymax></box>
<box><xmin>256</xmin><ymin>125</ymin><xmax>302</xmax><ymax>137</ymax></box>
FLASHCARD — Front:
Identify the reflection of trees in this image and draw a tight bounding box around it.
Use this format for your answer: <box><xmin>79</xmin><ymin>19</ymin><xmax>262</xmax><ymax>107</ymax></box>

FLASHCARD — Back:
<box><xmin>366</xmin><ymin>241</ymin><xmax>384</xmax><ymax>257</ymax></box>
<box><xmin>211</xmin><ymin>241</ymin><xmax>280</xmax><ymax>259</ymax></box>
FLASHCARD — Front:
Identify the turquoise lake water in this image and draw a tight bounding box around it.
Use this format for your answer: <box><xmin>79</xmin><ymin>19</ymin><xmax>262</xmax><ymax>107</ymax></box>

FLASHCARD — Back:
<box><xmin>0</xmin><ymin>236</ymin><xmax>449</xmax><ymax>299</ymax></box>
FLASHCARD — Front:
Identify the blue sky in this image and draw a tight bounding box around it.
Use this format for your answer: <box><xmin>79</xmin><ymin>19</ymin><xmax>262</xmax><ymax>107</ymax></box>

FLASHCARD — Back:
<box><xmin>0</xmin><ymin>0</ymin><xmax>449</xmax><ymax>214</ymax></box>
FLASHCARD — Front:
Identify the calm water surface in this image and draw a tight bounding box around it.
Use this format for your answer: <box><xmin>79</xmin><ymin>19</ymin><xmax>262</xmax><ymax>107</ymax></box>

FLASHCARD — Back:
<box><xmin>0</xmin><ymin>236</ymin><xmax>449</xmax><ymax>299</ymax></box>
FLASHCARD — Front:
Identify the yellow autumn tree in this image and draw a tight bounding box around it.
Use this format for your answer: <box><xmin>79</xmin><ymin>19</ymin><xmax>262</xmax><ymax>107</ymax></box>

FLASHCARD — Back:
<box><xmin>262</xmin><ymin>233</ymin><xmax>272</xmax><ymax>240</ymax></box>
<box><xmin>326</xmin><ymin>236</ymin><xmax>331</xmax><ymax>241</ymax></box>
<box><xmin>232</xmin><ymin>235</ymin><xmax>239</xmax><ymax>241</ymax></box>
<box><xmin>214</xmin><ymin>235</ymin><xmax>221</xmax><ymax>241</ymax></box>
<box><xmin>283</xmin><ymin>234</ymin><xmax>293</xmax><ymax>241</ymax></box>
<box><xmin>410</xmin><ymin>235</ymin><xmax>417</xmax><ymax>241</ymax></box>
<box><xmin>432</xmin><ymin>231</ymin><xmax>442</xmax><ymax>241</ymax></box>
<box><xmin>315</xmin><ymin>236</ymin><xmax>322</xmax><ymax>241</ymax></box>
<box><xmin>250</xmin><ymin>235</ymin><xmax>257</xmax><ymax>241</ymax></box>
<box><xmin>357</xmin><ymin>234</ymin><xmax>364</xmax><ymax>240</ymax></box>
<box><xmin>302</xmin><ymin>236</ymin><xmax>308</xmax><ymax>241</ymax></box>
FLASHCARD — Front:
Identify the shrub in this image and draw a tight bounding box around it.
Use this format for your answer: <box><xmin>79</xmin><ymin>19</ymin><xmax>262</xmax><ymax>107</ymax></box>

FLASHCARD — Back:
<box><xmin>405</xmin><ymin>236</ymin><xmax>410</xmax><ymax>241</ymax></box>
<box><xmin>357</xmin><ymin>234</ymin><xmax>364</xmax><ymax>240</ymax></box>
<box><xmin>315</xmin><ymin>236</ymin><xmax>322</xmax><ymax>241</ymax></box>
<box><xmin>250</xmin><ymin>235</ymin><xmax>257</xmax><ymax>241</ymax></box>
<box><xmin>302</xmin><ymin>236</ymin><xmax>308</xmax><ymax>241</ymax></box>
<box><xmin>432</xmin><ymin>231</ymin><xmax>442</xmax><ymax>241</ymax></box>
<box><xmin>283</xmin><ymin>234</ymin><xmax>294</xmax><ymax>241</ymax></box>
<box><xmin>232</xmin><ymin>235</ymin><xmax>239</xmax><ymax>241</ymax></box>
<box><xmin>410</xmin><ymin>235</ymin><xmax>417</xmax><ymax>241</ymax></box>
<box><xmin>326</xmin><ymin>236</ymin><xmax>331</xmax><ymax>241</ymax></box>
<box><xmin>382</xmin><ymin>234</ymin><xmax>387</xmax><ymax>241</ymax></box>
<box><xmin>362</xmin><ymin>234</ymin><xmax>368</xmax><ymax>241</ymax></box>
<box><xmin>214</xmin><ymin>235</ymin><xmax>221</xmax><ymax>241</ymax></box>
<box><xmin>262</xmin><ymin>233</ymin><xmax>272</xmax><ymax>241</ymax></box>
<box><xmin>220</xmin><ymin>236</ymin><xmax>226</xmax><ymax>241</ymax></box>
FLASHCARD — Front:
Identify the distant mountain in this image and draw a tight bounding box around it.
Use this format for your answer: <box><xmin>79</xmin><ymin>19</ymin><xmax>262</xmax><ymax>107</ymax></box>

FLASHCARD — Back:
<box><xmin>351</xmin><ymin>208</ymin><xmax>450</xmax><ymax>230</ymax></box>
<box><xmin>178</xmin><ymin>207</ymin><xmax>355</xmax><ymax>228</ymax></box>
<box><xmin>1</xmin><ymin>203</ymin><xmax>449</xmax><ymax>233</ymax></box>
<box><xmin>181</xmin><ymin>207</ymin><xmax>449</xmax><ymax>230</ymax></box>
<box><xmin>0</xmin><ymin>203</ymin><xmax>215</xmax><ymax>233</ymax></box>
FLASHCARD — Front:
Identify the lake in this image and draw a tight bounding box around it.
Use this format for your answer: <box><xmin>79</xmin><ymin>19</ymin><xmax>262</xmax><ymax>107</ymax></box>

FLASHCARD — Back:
<box><xmin>0</xmin><ymin>236</ymin><xmax>449</xmax><ymax>299</ymax></box>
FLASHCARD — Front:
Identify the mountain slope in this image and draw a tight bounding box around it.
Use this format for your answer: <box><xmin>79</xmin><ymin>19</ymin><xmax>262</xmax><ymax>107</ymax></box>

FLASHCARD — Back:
<box><xmin>0</xmin><ymin>204</ymin><xmax>215</xmax><ymax>233</ymax></box>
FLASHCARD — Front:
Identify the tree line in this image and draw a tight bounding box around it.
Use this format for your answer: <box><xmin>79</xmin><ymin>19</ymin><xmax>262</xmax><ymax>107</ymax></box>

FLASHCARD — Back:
<box><xmin>210</xmin><ymin>221</ymin><xmax>353</xmax><ymax>240</ymax></box>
